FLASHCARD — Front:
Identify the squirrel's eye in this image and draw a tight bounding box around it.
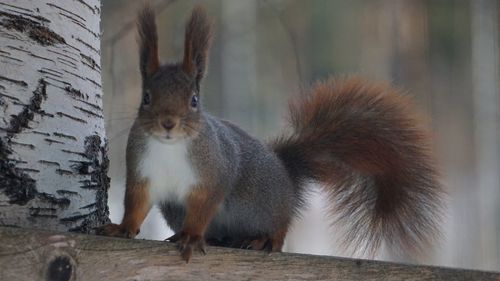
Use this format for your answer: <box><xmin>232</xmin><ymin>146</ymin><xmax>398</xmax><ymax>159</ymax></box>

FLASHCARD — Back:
<box><xmin>142</xmin><ymin>92</ymin><xmax>151</xmax><ymax>105</ymax></box>
<box><xmin>190</xmin><ymin>95</ymin><xmax>198</xmax><ymax>108</ymax></box>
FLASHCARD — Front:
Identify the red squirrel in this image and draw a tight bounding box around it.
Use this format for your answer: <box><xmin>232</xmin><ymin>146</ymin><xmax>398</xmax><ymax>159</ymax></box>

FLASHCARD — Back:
<box><xmin>98</xmin><ymin>4</ymin><xmax>443</xmax><ymax>262</ymax></box>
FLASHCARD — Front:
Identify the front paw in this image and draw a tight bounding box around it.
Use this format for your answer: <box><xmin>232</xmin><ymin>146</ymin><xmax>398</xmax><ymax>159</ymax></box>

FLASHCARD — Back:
<box><xmin>166</xmin><ymin>231</ymin><xmax>206</xmax><ymax>262</ymax></box>
<box><xmin>96</xmin><ymin>223</ymin><xmax>139</xmax><ymax>239</ymax></box>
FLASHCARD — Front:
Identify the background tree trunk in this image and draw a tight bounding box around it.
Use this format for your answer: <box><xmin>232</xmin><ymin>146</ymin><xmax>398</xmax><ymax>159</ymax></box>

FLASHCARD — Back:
<box><xmin>0</xmin><ymin>0</ymin><xmax>108</xmax><ymax>232</ymax></box>
<box><xmin>220</xmin><ymin>0</ymin><xmax>259</xmax><ymax>134</ymax></box>
<box><xmin>471</xmin><ymin>0</ymin><xmax>500</xmax><ymax>269</ymax></box>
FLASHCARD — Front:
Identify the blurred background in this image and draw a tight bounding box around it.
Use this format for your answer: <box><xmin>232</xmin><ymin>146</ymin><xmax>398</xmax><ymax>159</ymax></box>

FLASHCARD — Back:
<box><xmin>101</xmin><ymin>0</ymin><xmax>500</xmax><ymax>271</ymax></box>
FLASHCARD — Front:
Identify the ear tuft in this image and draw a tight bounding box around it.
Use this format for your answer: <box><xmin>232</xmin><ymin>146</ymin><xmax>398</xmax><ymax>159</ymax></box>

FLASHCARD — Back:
<box><xmin>138</xmin><ymin>3</ymin><xmax>160</xmax><ymax>82</ymax></box>
<box><xmin>183</xmin><ymin>5</ymin><xmax>213</xmax><ymax>87</ymax></box>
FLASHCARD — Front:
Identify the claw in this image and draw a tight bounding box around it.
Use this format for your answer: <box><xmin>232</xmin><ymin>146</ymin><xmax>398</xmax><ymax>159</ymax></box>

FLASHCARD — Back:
<box><xmin>181</xmin><ymin>246</ymin><xmax>193</xmax><ymax>263</ymax></box>
<box><xmin>167</xmin><ymin>231</ymin><xmax>207</xmax><ymax>262</ymax></box>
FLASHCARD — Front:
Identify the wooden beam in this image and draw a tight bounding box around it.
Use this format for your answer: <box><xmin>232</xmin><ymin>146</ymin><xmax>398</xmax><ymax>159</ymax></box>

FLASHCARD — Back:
<box><xmin>0</xmin><ymin>226</ymin><xmax>498</xmax><ymax>281</ymax></box>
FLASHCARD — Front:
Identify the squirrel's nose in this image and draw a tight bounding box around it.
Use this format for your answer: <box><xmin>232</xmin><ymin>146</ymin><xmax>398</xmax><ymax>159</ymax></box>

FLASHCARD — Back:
<box><xmin>162</xmin><ymin>120</ymin><xmax>176</xmax><ymax>131</ymax></box>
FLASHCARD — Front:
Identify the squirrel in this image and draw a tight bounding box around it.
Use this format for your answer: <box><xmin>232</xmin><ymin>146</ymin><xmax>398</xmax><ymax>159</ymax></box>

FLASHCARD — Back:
<box><xmin>98</xmin><ymin>4</ymin><xmax>443</xmax><ymax>263</ymax></box>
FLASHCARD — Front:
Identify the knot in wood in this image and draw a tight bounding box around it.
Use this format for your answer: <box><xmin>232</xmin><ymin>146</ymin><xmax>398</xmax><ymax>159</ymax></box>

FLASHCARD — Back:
<box><xmin>46</xmin><ymin>256</ymin><xmax>74</xmax><ymax>281</ymax></box>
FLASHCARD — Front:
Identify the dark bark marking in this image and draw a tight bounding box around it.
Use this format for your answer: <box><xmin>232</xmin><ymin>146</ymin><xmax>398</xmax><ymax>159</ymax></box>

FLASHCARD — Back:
<box><xmin>79</xmin><ymin>183</ymin><xmax>100</xmax><ymax>189</ymax></box>
<box><xmin>56</xmin><ymin>112</ymin><xmax>87</xmax><ymax>124</ymax></box>
<box><xmin>45</xmin><ymin>77</ymin><xmax>71</xmax><ymax>88</ymax></box>
<box><xmin>78</xmin><ymin>179</ymin><xmax>100</xmax><ymax>189</ymax></box>
<box><xmin>30</xmin><ymin>53</ymin><xmax>53</xmax><ymax>62</ymax></box>
<box><xmin>0</xmin><ymin>2</ymin><xmax>33</xmax><ymax>14</ymax></box>
<box><xmin>1</xmin><ymin>32</ymin><xmax>21</xmax><ymax>41</ymax></box>
<box><xmin>57</xmin><ymin>58</ymin><xmax>77</xmax><ymax>69</ymax></box>
<box><xmin>39</xmin><ymin>160</ymin><xmax>60</xmax><ymax>167</ymax></box>
<box><xmin>86</xmin><ymin>77</ymin><xmax>101</xmax><ymax>89</ymax></box>
<box><xmin>53</xmin><ymin>132</ymin><xmax>77</xmax><ymax>141</ymax></box>
<box><xmin>0</xmin><ymin>11</ymin><xmax>65</xmax><ymax>46</ymax></box>
<box><xmin>39</xmin><ymin>69</ymin><xmax>63</xmax><ymax>78</ymax></box>
<box><xmin>56</xmin><ymin>190</ymin><xmax>78</xmax><ymax>196</ymax></box>
<box><xmin>69</xmin><ymin>160</ymin><xmax>92</xmax><ymax>174</ymax></box>
<box><xmin>73</xmin><ymin>106</ymin><xmax>103</xmax><ymax>118</ymax></box>
<box><xmin>10</xmin><ymin>141</ymin><xmax>35</xmax><ymax>150</ymax></box>
<box><xmin>80</xmin><ymin>53</ymin><xmax>99</xmax><ymax>70</ymax></box>
<box><xmin>8</xmin><ymin>79</ymin><xmax>47</xmax><ymax>134</ymax></box>
<box><xmin>55</xmin><ymin>12</ymin><xmax>98</xmax><ymax>39</ymax></box>
<box><xmin>61</xmin><ymin>149</ymin><xmax>86</xmax><ymax>158</ymax></box>
<box><xmin>29</xmin><ymin>207</ymin><xmax>57</xmax><ymax>218</ymax></box>
<box><xmin>47</xmin><ymin>49</ymin><xmax>78</xmax><ymax>63</ymax></box>
<box><xmin>79</xmin><ymin>203</ymin><xmax>96</xmax><ymax>209</ymax></box>
<box><xmin>17</xmin><ymin>168</ymin><xmax>40</xmax><ymax>173</ymax></box>
<box><xmin>0</xmin><ymin>139</ymin><xmax>37</xmax><ymax>205</ymax></box>
<box><xmin>0</xmin><ymin>93</ymin><xmax>21</xmax><ymax>101</ymax></box>
<box><xmin>32</xmin><ymin>130</ymin><xmax>50</xmax><ymax>136</ymax></box>
<box><xmin>6</xmin><ymin>45</ymin><xmax>31</xmax><ymax>54</ymax></box>
<box><xmin>40</xmin><ymin>112</ymin><xmax>55</xmax><ymax>118</ymax></box>
<box><xmin>63</xmin><ymin>70</ymin><xmax>87</xmax><ymax>82</ymax></box>
<box><xmin>69</xmin><ymin>135</ymin><xmax>110</xmax><ymax>233</ymax></box>
<box><xmin>42</xmin><ymin>68</ymin><xmax>64</xmax><ymax>76</ymax></box>
<box><xmin>5</xmin><ymin>9</ymin><xmax>51</xmax><ymax>24</ymax></box>
<box><xmin>38</xmin><ymin>192</ymin><xmax>71</xmax><ymax>208</ymax></box>
<box><xmin>44</xmin><ymin>138</ymin><xmax>65</xmax><ymax>145</ymax></box>
<box><xmin>55</xmin><ymin>169</ymin><xmax>74</xmax><ymax>176</ymax></box>
<box><xmin>75</xmin><ymin>0</ymin><xmax>97</xmax><ymax>14</ymax></box>
<box><xmin>0</xmin><ymin>132</ymin><xmax>91</xmax><ymax>208</ymax></box>
<box><xmin>0</xmin><ymin>54</ymin><xmax>23</xmax><ymax>63</ymax></box>
<box><xmin>0</xmin><ymin>75</ymin><xmax>28</xmax><ymax>87</ymax></box>
<box><xmin>64</xmin><ymin>86</ymin><xmax>89</xmax><ymax>100</ymax></box>
<box><xmin>75</xmin><ymin>38</ymin><xmax>99</xmax><ymax>54</ymax></box>
<box><xmin>79</xmin><ymin>100</ymin><xmax>101</xmax><ymax>111</ymax></box>
<box><xmin>46</xmin><ymin>3</ymin><xmax>86</xmax><ymax>23</ymax></box>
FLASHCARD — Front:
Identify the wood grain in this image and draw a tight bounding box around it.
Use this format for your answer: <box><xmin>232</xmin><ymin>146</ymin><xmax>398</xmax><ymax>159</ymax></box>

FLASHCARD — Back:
<box><xmin>0</xmin><ymin>226</ymin><xmax>498</xmax><ymax>281</ymax></box>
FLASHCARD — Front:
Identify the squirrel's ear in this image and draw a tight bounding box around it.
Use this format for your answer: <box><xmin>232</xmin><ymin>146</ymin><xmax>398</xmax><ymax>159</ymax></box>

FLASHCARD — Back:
<box><xmin>182</xmin><ymin>5</ymin><xmax>213</xmax><ymax>88</ymax></box>
<box><xmin>138</xmin><ymin>4</ymin><xmax>160</xmax><ymax>82</ymax></box>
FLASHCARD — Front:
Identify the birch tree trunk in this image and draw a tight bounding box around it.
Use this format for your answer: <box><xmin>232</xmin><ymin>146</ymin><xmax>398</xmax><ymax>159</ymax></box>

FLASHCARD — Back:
<box><xmin>0</xmin><ymin>0</ymin><xmax>109</xmax><ymax>232</ymax></box>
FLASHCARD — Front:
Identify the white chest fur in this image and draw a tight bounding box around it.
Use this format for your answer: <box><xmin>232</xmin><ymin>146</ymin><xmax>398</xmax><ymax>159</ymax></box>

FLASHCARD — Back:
<box><xmin>138</xmin><ymin>137</ymin><xmax>198</xmax><ymax>204</ymax></box>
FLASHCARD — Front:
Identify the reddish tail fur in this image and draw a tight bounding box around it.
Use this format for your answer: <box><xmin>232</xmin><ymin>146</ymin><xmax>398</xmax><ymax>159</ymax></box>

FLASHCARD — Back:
<box><xmin>272</xmin><ymin>77</ymin><xmax>443</xmax><ymax>256</ymax></box>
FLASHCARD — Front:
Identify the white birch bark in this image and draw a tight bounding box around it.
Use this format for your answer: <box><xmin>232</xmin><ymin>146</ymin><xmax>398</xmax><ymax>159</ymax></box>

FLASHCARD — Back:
<box><xmin>0</xmin><ymin>0</ymin><xmax>109</xmax><ymax>232</ymax></box>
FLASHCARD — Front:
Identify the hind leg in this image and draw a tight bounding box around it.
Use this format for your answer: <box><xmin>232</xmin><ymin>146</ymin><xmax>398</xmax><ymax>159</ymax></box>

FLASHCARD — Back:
<box><xmin>269</xmin><ymin>226</ymin><xmax>288</xmax><ymax>252</ymax></box>
<box><xmin>242</xmin><ymin>226</ymin><xmax>288</xmax><ymax>252</ymax></box>
<box><xmin>205</xmin><ymin>235</ymin><xmax>270</xmax><ymax>250</ymax></box>
<box><xmin>237</xmin><ymin>236</ymin><xmax>271</xmax><ymax>251</ymax></box>
<box><xmin>205</xmin><ymin>229</ymin><xmax>287</xmax><ymax>252</ymax></box>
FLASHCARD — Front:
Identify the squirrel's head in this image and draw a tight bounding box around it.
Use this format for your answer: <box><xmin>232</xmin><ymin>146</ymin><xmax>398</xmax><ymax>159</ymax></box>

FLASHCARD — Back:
<box><xmin>135</xmin><ymin>4</ymin><xmax>213</xmax><ymax>143</ymax></box>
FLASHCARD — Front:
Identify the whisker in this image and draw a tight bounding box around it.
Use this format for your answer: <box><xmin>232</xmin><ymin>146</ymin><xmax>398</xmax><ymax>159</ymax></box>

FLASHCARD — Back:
<box><xmin>182</xmin><ymin>122</ymin><xmax>208</xmax><ymax>139</ymax></box>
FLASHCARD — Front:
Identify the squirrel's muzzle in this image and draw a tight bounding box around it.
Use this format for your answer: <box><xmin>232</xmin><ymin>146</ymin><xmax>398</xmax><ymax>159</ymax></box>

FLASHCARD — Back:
<box><xmin>162</xmin><ymin>119</ymin><xmax>177</xmax><ymax>131</ymax></box>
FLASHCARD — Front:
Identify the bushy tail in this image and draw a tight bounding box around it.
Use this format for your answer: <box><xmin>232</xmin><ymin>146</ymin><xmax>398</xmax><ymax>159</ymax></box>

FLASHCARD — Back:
<box><xmin>272</xmin><ymin>77</ymin><xmax>443</xmax><ymax>257</ymax></box>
